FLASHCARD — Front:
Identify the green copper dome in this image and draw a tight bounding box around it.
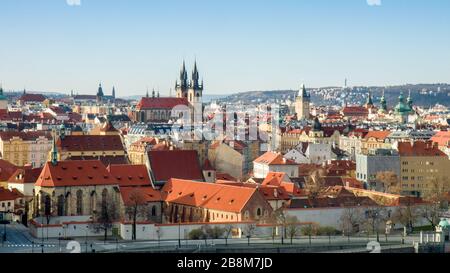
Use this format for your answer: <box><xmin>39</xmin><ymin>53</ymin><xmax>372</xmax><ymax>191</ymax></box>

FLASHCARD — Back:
<box><xmin>439</xmin><ymin>219</ymin><xmax>450</xmax><ymax>229</ymax></box>
<box><xmin>0</xmin><ymin>87</ymin><xmax>7</xmax><ymax>101</ymax></box>
<box><xmin>395</xmin><ymin>92</ymin><xmax>412</xmax><ymax>115</ymax></box>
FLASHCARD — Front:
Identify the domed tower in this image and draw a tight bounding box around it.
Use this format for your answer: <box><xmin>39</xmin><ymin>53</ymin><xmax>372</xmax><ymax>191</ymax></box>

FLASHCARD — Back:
<box><xmin>295</xmin><ymin>84</ymin><xmax>311</xmax><ymax>120</ymax></box>
<box><xmin>0</xmin><ymin>84</ymin><xmax>8</xmax><ymax>111</ymax></box>
<box><xmin>96</xmin><ymin>83</ymin><xmax>104</xmax><ymax>103</ymax></box>
<box><xmin>365</xmin><ymin>92</ymin><xmax>374</xmax><ymax>109</ymax></box>
<box><xmin>394</xmin><ymin>92</ymin><xmax>411</xmax><ymax>123</ymax></box>
<box><xmin>378</xmin><ymin>90</ymin><xmax>388</xmax><ymax>114</ymax></box>
<box><xmin>407</xmin><ymin>90</ymin><xmax>414</xmax><ymax>112</ymax></box>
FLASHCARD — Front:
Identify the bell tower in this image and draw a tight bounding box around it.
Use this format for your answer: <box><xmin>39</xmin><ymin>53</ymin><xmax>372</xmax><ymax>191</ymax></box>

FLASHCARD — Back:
<box><xmin>295</xmin><ymin>84</ymin><xmax>311</xmax><ymax>120</ymax></box>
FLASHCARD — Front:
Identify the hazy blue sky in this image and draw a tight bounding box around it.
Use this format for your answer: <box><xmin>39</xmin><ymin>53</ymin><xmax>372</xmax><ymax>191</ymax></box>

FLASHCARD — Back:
<box><xmin>1</xmin><ymin>0</ymin><xmax>449</xmax><ymax>96</ymax></box>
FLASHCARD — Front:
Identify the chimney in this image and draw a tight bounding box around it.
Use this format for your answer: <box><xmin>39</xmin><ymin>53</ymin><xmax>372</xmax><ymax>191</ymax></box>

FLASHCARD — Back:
<box><xmin>229</xmin><ymin>141</ymin><xmax>234</xmax><ymax>149</ymax></box>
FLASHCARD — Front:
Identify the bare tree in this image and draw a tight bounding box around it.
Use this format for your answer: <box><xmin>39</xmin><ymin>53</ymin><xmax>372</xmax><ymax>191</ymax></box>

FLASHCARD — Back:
<box><xmin>305</xmin><ymin>169</ymin><xmax>327</xmax><ymax>200</ymax></box>
<box><xmin>419</xmin><ymin>178</ymin><xmax>450</xmax><ymax>229</ymax></box>
<box><xmin>91</xmin><ymin>194</ymin><xmax>120</xmax><ymax>242</ymax></box>
<box><xmin>244</xmin><ymin>224</ymin><xmax>256</xmax><ymax>246</ymax></box>
<box><xmin>376</xmin><ymin>171</ymin><xmax>401</xmax><ymax>194</ymax></box>
<box><xmin>362</xmin><ymin>207</ymin><xmax>389</xmax><ymax>241</ymax></box>
<box><xmin>125</xmin><ymin>189</ymin><xmax>148</xmax><ymax>240</ymax></box>
<box><xmin>285</xmin><ymin>216</ymin><xmax>301</xmax><ymax>244</ymax></box>
<box><xmin>339</xmin><ymin>207</ymin><xmax>363</xmax><ymax>239</ymax></box>
<box><xmin>223</xmin><ymin>224</ymin><xmax>235</xmax><ymax>246</ymax></box>
<box><xmin>392</xmin><ymin>197</ymin><xmax>420</xmax><ymax>235</ymax></box>
<box><xmin>269</xmin><ymin>209</ymin><xmax>287</xmax><ymax>244</ymax></box>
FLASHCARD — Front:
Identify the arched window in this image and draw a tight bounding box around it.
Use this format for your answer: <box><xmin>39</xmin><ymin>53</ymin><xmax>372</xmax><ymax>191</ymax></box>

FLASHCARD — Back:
<box><xmin>76</xmin><ymin>190</ymin><xmax>83</xmax><ymax>215</ymax></box>
<box><xmin>256</xmin><ymin>208</ymin><xmax>262</xmax><ymax>217</ymax></box>
<box><xmin>57</xmin><ymin>195</ymin><xmax>64</xmax><ymax>216</ymax></box>
<box><xmin>151</xmin><ymin>206</ymin><xmax>157</xmax><ymax>217</ymax></box>
<box><xmin>44</xmin><ymin>195</ymin><xmax>51</xmax><ymax>216</ymax></box>
<box><xmin>244</xmin><ymin>210</ymin><xmax>250</xmax><ymax>220</ymax></box>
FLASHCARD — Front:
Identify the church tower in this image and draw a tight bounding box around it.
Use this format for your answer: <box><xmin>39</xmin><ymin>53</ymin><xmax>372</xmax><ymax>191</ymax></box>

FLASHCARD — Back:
<box><xmin>175</xmin><ymin>60</ymin><xmax>203</xmax><ymax>105</ymax></box>
<box><xmin>295</xmin><ymin>84</ymin><xmax>311</xmax><ymax>120</ymax></box>
<box><xmin>188</xmin><ymin>61</ymin><xmax>203</xmax><ymax>104</ymax></box>
<box><xmin>175</xmin><ymin>61</ymin><xmax>189</xmax><ymax>100</ymax></box>
<box><xmin>0</xmin><ymin>84</ymin><xmax>8</xmax><ymax>111</ymax></box>
<box><xmin>97</xmin><ymin>83</ymin><xmax>104</xmax><ymax>103</ymax></box>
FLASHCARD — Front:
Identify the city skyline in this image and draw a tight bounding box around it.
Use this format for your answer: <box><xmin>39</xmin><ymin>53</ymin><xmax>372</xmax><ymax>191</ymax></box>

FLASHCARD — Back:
<box><xmin>1</xmin><ymin>0</ymin><xmax>450</xmax><ymax>96</ymax></box>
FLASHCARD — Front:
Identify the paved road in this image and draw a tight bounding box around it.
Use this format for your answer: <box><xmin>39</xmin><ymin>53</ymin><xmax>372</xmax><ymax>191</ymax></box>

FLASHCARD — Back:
<box><xmin>0</xmin><ymin>224</ymin><xmax>421</xmax><ymax>253</ymax></box>
<box><xmin>0</xmin><ymin>223</ymin><xmax>58</xmax><ymax>253</ymax></box>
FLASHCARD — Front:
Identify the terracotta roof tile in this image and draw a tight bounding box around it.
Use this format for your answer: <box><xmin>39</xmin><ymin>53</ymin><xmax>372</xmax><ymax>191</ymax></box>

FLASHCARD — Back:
<box><xmin>107</xmin><ymin>165</ymin><xmax>152</xmax><ymax>187</ymax></box>
<box><xmin>35</xmin><ymin>160</ymin><xmax>119</xmax><ymax>187</ymax></box>
<box><xmin>136</xmin><ymin>97</ymin><xmax>189</xmax><ymax>110</ymax></box>
<box><xmin>148</xmin><ymin>150</ymin><xmax>203</xmax><ymax>182</ymax></box>
<box><xmin>162</xmin><ymin>179</ymin><xmax>259</xmax><ymax>213</ymax></box>
<box><xmin>398</xmin><ymin>141</ymin><xmax>446</xmax><ymax>157</ymax></box>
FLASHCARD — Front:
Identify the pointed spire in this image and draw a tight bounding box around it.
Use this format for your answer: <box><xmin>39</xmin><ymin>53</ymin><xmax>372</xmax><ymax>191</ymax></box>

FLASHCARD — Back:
<box><xmin>366</xmin><ymin>91</ymin><xmax>373</xmax><ymax>106</ymax></box>
<box><xmin>51</xmin><ymin>130</ymin><xmax>58</xmax><ymax>166</ymax></box>
<box><xmin>298</xmin><ymin>84</ymin><xmax>308</xmax><ymax>98</ymax></box>
<box><xmin>146</xmin><ymin>87</ymin><xmax>149</xmax><ymax>98</ymax></box>
<box><xmin>157</xmin><ymin>90</ymin><xmax>160</xmax><ymax>98</ymax></box>
<box><xmin>152</xmin><ymin>88</ymin><xmax>156</xmax><ymax>98</ymax></box>
<box><xmin>407</xmin><ymin>90</ymin><xmax>413</xmax><ymax>109</ymax></box>
<box><xmin>380</xmin><ymin>89</ymin><xmax>387</xmax><ymax>111</ymax></box>
<box><xmin>112</xmin><ymin>86</ymin><xmax>116</xmax><ymax>98</ymax></box>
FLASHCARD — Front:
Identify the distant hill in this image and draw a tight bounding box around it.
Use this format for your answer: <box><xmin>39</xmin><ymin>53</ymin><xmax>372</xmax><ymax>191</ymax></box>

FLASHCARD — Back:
<box><xmin>217</xmin><ymin>84</ymin><xmax>450</xmax><ymax>107</ymax></box>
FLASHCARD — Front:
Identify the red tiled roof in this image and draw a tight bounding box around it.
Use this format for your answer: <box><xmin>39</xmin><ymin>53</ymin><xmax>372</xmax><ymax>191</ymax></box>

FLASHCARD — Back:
<box><xmin>342</xmin><ymin>106</ymin><xmax>369</xmax><ymax>115</ymax></box>
<box><xmin>0</xmin><ymin>111</ymin><xmax>23</xmax><ymax>121</ymax></box>
<box><xmin>216</xmin><ymin>172</ymin><xmax>236</xmax><ymax>181</ymax></box>
<box><xmin>68</xmin><ymin>156</ymin><xmax>129</xmax><ymax>166</ymax></box>
<box><xmin>203</xmin><ymin>159</ymin><xmax>215</xmax><ymax>171</ymax></box>
<box><xmin>148</xmin><ymin>150</ymin><xmax>203</xmax><ymax>182</ymax></box>
<box><xmin>259</xmin><ymin>186</ymin><xmax>290</xmax><ymax>201</ymax></box>
<box><xmin>0</xmin><ymin>131</ymin><xmax>52</xmax><ymax>141</ymax></box>
<box><xmin>57</xmin><ymin>135</ymin><xmax>125</xmax><ymax>152</ymax></box>
<box><xmin>136</xmin><ymin>97</ymin><xmax>189</xmax><ymax>110</ymax></box>
<box><xmin>132</xmin><ymin>137</ymin><xmax>158</xmax><ymax>146</ymax></box>
<box><xmin>19</xmin><ymin>93</ymin><xmax>46</xmax><ymax>102</ymax></box>
<box><xmin>35</xmin><ymin>160</ymin><xmax>119</xmax><ymax>187</ymax></box>
<box><xmin>398</xmin><ymin>141</ymin><xmax>447</xmax><ymax>157</ymax></box>
<box><xmin>364</xmin><ymin>131</ymin><xmax>391</xmax><ymax>140</ymax></box>
<box><xmin>0</xmin><ymin>160</ymin><xmax>19</xmax><ymax>181</ymax></box>
<box><xmin>0</xmin><ymin>187</ymin><xmax>24</xmax><ymax>201</ymax></box>
<box><xmin>120</xmin><ymin>186</ymin><xmax>162</xmax><ymax>206</ymax></box>
<box><xmin>262</xmin><ymin>172</ymin><xmax>286</xmax><ymax>187</ymax></box>
<box><xmin>431</xmin><ymin>131</ymin><xmax>450</xmax><ymax>147</ymax></box>
<box><xmin>162</xmin><ymin>179</ymin><xmax>259</xmax><ymax>213</ymax></box>
<box><xmin>7</xmin><ymin>167</ymin><xmax>42</xmax><ymax>184</ymax></box>
<box><xmin>254</xmin><ymin>152</ymin><xmax>297</xmax><ymax>165</ymax></box>
<box><xmin>107</xmin><ymin>165</ymin><xmax>152</xmax><ymax>187</ymax></box>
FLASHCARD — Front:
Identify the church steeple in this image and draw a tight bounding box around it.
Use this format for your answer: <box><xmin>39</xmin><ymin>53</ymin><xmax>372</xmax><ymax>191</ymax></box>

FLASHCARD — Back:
<box><xmin>152</xmin><ymin>88</ymin><xmax>156</xmax><ymax>98</ymax></box>
<box><xmin>191</xmin><ymin>61</ymin><xmax>200</xmax><ymax>89</ymax></box>
<box><xmin>51</xmin><ymin>130</ymin><xmax>58</xmax><ymax>166</ymax></box>
<box><xmin>380</xmin><ymin>90</ymin><xmax>387</xmax><ymax>112</ymax></box>
<box><xmin>366</xmin><ymin>91</ymin><xmax>374</xmax><ymax>109</ymax></box>
<box><xmin>97</xmin><ymin>83</ymin><xmax>104</xmax><ymax>103</ymax></box>
<box><xmin>146</xmin><ymin>87</ymin><xmax>149</xmax><ymax>98</ymax></box>
<box><xmin>112</xmin><ymin>86</ymin><xmax>116</xmax><ymax>99</ymax></box>
<box><xmin>407</xmin><ymin>90</ymin><xmax>413</xmax><ymax>110</ymax></box>
<box><xmin>179</xmin><ymin>60</ymin><xmax>188</xmax><ymax>89</ymax></box>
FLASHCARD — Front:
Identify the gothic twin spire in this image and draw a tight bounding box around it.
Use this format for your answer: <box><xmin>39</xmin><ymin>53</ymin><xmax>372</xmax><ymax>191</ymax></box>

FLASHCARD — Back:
<box><xmin>176</xmin><ymin>60</ymin><xmax>203</xmax><ymax>90</ymax></box>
